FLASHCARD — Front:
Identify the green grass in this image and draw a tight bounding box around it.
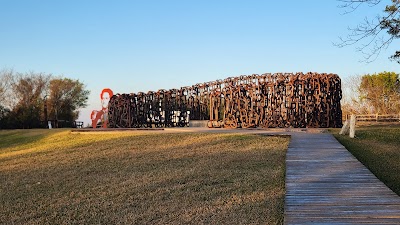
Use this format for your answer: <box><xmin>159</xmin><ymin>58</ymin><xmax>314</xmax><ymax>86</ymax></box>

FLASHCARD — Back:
<box><xmin>0</xmin><ymin>129</ymin><xmax>289</xmax><ymax>224</ymax></box>
<box><xmin>331</xmin><ymin>124</ymin><xmax>400</xmax><ymax>195</ymax></box>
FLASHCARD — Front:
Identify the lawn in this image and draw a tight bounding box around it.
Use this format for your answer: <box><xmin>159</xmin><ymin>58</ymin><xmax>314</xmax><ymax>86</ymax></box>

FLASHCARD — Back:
<box><xmin>0</xmin><ymin>129</ymin><xmax>289</xmax><ymax>224</ymax></box>
<box><xmin>331</xmin><ymin>124</ymin><xmax>400</xmax><ymax>196</ymax></box>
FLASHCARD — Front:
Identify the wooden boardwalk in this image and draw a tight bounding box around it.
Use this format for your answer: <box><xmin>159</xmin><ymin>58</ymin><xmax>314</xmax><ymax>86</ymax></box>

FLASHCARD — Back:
<box><xmin>285</xmin><ymin>132</ymin><xmax>400</xmax><ymax>224</ymax></box>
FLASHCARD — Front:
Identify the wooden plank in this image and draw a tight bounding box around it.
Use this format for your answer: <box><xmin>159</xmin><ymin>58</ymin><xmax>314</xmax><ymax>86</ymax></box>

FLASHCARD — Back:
<box><xmin>284</xmin><ymin>133</ymin><xmax>400</xmax><ymax>224</ymax></box>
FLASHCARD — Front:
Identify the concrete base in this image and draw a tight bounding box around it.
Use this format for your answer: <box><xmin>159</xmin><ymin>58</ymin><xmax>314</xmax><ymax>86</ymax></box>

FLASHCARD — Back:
<box><xmin>189</xmin><ymin>120</ymin><xmax>209</xmax><ymax>127</ymax></box>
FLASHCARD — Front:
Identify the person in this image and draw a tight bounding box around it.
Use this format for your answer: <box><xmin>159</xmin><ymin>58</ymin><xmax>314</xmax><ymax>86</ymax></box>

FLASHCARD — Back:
<box><xmin>91</xmin><ymin>88</ymin><xmax>113</xmax><ymax>128</ymax></box>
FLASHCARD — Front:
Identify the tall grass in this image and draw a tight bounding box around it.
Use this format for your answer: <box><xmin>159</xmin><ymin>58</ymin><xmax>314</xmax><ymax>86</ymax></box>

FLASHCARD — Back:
<box><xmin>0</xmin><ymin>129</ymin><xmax>288</xmax><ymax>224</ymax></box>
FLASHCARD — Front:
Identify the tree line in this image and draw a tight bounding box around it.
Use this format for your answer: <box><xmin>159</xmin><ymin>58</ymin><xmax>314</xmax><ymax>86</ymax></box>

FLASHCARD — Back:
<box><xmin>342</xmin><ymin>71</ymin><xmax>400</xmax><ymax>116</ymax></box>
<box><xmin>0</xmin><ymin>69</ymin><xmax>90</xmax><ymax>129</ymax></box>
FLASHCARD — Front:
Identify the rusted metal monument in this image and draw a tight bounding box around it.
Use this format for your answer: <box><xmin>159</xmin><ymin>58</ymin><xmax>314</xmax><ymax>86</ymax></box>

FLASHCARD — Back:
<box><xmin>107</xmin><ymin>72</ymin><xmax>342</xmax><ymax>128</ymax></box>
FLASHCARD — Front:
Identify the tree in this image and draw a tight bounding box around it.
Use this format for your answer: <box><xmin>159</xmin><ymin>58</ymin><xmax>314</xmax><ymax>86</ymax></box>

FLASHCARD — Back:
<box><xmin>337</xmin><ymin>0</ymin><xmax>400</xmax><ymax>63</ymax></box>
<box><xmin>1</xmin><ymin>70</ymin><xmax>50</xmax><ymax>128</ymax></box>
<box><xmin>359</xmin><ymin>71</ymin><xmax>400</xmax><ymax>113</ymax></box>
<box><xmin>0</xmin><ymin>68</ymin><xmax>17</xmax><ymax>110</ymax></box>
<box><xmin>341</xmin><ymin>75</ymin><xmax>374</xmax><ymax>116</ymax></box>
<box><xmin>13</xmin><ymin>72</ymin><xmax>50</xmax><ymax>108</ymax></box>
<box><xmin>10</xmin><ymin>72</ymin><xmax>51</xmax><ymax>128</ymax></box>
<box><xmin>47</xmin><ymin>78</ymin><xmax>90</xmax><ymax>127</ymax></box>
<box><xmin>0</xmin><ymin>68</ymin><xmax>90</xmax><ymax>129</ymax></box>
<box><xmin>0</xmin><ymin>105</ymin><xmax>11</xmax><ymax>129</ymax></box>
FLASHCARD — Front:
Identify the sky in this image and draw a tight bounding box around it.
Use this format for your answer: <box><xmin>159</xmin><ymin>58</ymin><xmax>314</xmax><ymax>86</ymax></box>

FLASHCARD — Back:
<box><xmin>1</xmin><ymin>0</ymin><xmax>399</xmax><ymax>126</ymax></box>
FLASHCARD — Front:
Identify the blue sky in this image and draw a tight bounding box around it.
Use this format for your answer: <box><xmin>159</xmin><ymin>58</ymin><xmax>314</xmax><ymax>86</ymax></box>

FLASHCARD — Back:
<box><xmin>1</xmin><ymin>1</ymin><xmax>399</xmax><ymax>125</ymax></box>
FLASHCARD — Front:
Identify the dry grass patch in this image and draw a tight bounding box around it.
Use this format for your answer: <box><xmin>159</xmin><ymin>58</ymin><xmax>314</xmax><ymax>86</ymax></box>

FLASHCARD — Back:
<box><xmin>0</xmin><ymin>129</ymin><xmax>288</xmax><ymax>224</ymax></box>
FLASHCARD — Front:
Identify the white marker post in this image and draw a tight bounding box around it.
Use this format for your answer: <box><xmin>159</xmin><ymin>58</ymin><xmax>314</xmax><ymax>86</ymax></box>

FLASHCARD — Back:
<box><xmin>349</xmin><ymin>114</ymin><xmax>356</xmax><ymax>138</ymax></box>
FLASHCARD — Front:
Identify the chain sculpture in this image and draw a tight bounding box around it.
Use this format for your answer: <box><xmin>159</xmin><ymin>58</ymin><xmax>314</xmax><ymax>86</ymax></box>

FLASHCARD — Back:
<box><xmin>107</xmin><ymin>72</ymin><xmax>342</xmax><ymax>128</ymax></box>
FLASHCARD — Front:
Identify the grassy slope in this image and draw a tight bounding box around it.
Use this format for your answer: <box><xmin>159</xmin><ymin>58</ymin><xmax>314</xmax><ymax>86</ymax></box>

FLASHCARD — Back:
<box><xmin>331</xmin><ymin>125</ymin><xmax>400</xmax><ymax>196</ymax></box>
<box><xmin>0</xmin><ymin>129</ymin><xmax>289</xmax><ymax>224</ymax></box>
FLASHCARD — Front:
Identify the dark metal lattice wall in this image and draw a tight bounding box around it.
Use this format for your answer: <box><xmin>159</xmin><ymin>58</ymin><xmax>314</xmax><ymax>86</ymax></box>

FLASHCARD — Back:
<box><xmin>108</xmin><ymin>72</ymin><xmax>342</xmax><ymax>128</ymax></box>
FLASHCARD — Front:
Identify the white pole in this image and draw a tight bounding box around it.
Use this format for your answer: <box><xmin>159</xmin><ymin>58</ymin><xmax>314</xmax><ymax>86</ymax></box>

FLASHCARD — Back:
<box><xmin>349</xmin><ymin>115</ymin><xmax>356</xmax><ymax>138</ymax></box>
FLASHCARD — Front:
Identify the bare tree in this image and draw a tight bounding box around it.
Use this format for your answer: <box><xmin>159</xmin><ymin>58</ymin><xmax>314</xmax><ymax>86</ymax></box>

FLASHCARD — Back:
<box><xmin>12</xmin><ymin>72</ymin><xmax>51</xmax><ymax>108</ymax></box>
<box><xmin>336</xmin><ymin>0</ymin><xmax>400</xmax><ymax>63</ymax></box>
<box><xmin>341</xmin><ymin>75</ymin><xmax>373</xmax><ymax>116</ymax></box>
<box><xmin>11</xmin><ymin>72</ymin><xmax>52</xmax><ymax>128</ymax></box>
<box><xmin>0</xmin><ymin>69</ymin><xmax>17</xmax><ymax>109</ymax></box>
